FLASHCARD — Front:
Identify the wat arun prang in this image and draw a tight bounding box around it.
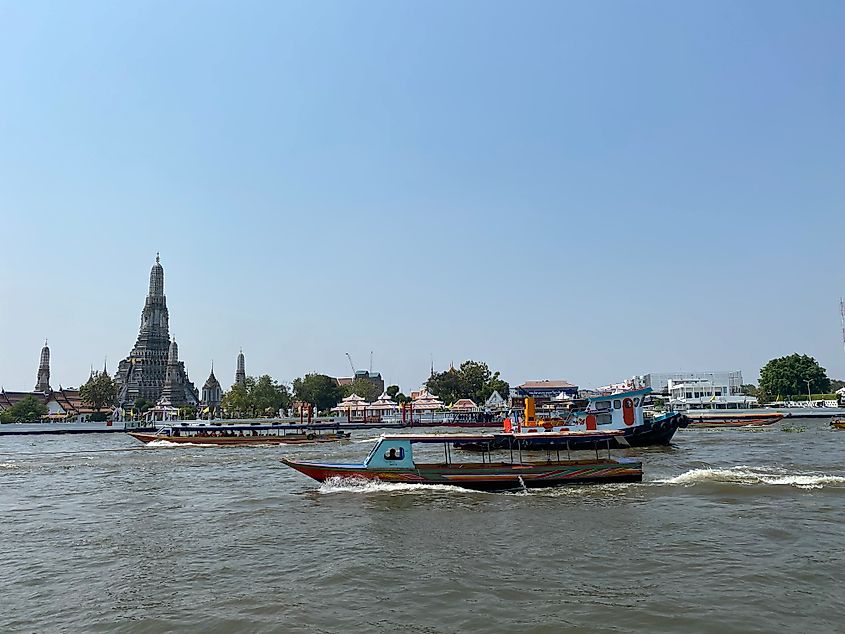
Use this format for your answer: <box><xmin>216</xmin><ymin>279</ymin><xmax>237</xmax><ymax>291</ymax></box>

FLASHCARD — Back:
<box><xmin>115</xmin><ymin>255</ymin><xmax>199</xmax><ymax>408</ymax></box>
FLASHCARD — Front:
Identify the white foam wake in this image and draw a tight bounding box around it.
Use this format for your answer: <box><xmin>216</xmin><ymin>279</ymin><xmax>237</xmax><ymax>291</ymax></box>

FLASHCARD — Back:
<box><xmin>317</xmin><ymin>476</ymin><xmax>473</xmax><ymax>495</ymax></box>
<box><xmin>659</xmin><ymin>466</ymin><xmax>845</xmax><ymax>490</ymax></box>
<box><xmin>144</xmin><ymin>439</ymin><xmax>212</xmax><ymax>448</ymax></box>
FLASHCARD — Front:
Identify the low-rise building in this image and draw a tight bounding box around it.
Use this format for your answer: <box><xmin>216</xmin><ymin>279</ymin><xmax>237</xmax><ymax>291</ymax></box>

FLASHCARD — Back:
<box><xmin>511</xmin><ymin>380</ymin><xmax>579</xmax><ymax>409</ymax></box>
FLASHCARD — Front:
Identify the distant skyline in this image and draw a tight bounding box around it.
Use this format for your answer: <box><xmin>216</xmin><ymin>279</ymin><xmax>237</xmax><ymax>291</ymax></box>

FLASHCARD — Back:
<box><xmin>1</xmin><ymin>1</ymin><xmax>843</xmax><ymax>393</ymax></box>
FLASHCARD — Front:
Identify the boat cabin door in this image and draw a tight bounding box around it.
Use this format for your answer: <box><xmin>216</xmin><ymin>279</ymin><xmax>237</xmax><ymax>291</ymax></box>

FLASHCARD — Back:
<box><xmin>622</xmin><ymin>397</ymin><xmax>635</xmax><ymax>425</ymax></box>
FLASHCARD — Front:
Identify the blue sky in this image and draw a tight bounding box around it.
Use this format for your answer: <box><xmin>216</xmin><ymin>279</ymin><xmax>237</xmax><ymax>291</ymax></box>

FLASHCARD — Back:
<box><xmin>1</xmin><ymin>1</ymin><xmax>843</xmax><ymax>392</ymax></box>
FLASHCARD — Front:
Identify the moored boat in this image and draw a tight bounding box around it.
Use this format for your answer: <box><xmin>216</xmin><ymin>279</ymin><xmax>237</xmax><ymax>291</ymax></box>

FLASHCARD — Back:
<box><xmin>831</xmin><ymin>418</ymin><xmax>845</xmax><ymax>430</ymax></box>
<box><xmin>456</xmin><ymin>389</ymin><xmax>687</xmax><ymax>451</ymax></box>
<box><xmin>281</xmin><ymin>433</ymin><xmax>642</xmax><ymax>491</ymax></box>
<box><xmin>128</xmin><ymin>423</ymin><xmax>351</xmax><ymax>446</ymax></box>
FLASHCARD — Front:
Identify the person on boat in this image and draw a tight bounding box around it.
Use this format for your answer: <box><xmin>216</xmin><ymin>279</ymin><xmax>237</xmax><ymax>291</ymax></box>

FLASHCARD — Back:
<box><xmin>386</xmin><ymin>448</ymin><xmax>399</xmax><ymax>460</ymax></box>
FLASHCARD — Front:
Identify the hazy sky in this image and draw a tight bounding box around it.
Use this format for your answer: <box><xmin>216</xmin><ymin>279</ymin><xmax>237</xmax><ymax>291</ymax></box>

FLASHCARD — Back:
<box><xmin>1</xmin><ymin>0</ymin><xmax>843</xmax><ymax>393</ymax></box>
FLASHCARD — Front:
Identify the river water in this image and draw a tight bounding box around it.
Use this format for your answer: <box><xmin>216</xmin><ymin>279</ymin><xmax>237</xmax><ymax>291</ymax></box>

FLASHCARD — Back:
<box><xmin>1</xmin><ymin>419</ymin><xmax>843</xmax><ymax>633</ymax></box>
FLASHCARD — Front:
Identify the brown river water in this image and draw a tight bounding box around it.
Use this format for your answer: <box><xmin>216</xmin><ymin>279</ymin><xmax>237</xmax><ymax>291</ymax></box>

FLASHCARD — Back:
<box><xmin>1</xmin><ymin>418</ymin><xmax>843</xmax><ymax>633</ymax></box>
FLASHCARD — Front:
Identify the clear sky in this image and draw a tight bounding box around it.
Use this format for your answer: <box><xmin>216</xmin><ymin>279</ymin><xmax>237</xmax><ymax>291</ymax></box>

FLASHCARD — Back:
<box><xmin>1</xmin><ymin>0</ymin><xmax>843</xmax><ymax>393</ymax></box>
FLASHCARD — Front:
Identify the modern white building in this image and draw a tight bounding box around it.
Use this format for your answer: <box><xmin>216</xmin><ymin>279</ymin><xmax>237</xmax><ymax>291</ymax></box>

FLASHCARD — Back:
<box><xmin>667</xmin><ymin>377</ymin><xmax>756</xmax><ymax>410</ymax></box>
<box><xmin>636</xmin><ymin>371</ymin><xmax>743</xmax><ymax>395</ymax></box>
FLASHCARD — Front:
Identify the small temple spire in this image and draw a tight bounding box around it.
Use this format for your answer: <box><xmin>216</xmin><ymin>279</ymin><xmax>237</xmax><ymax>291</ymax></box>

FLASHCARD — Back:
<box><xmin>235</xmin><ymin>349</ymin><xmax>246</xmax><ymax>386</ymax></box>
<box><xmin>168</xmin><ymin>338</ymin><xmax>179</xmax><ymax>364</ymax></box>
<box><xmin>35</xmin><ymin>340</ymin><xmax>51</xmax><ymax>392</ymax></box>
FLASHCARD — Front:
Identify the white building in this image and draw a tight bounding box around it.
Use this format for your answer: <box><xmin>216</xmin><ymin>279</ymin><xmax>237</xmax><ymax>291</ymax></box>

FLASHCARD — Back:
<box><xmin>637</xmin><ymin>371</ymin><xmax>743</xmax><ymax>395</ymax></box>
<box><xmin>668</xmin><ymin>378</ymin><xmax>757</xmax><ymax>410</ymax></box>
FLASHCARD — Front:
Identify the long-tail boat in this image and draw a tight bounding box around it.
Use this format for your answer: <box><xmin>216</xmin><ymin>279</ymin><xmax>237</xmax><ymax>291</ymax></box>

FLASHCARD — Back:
<box><xmin>281</xmin><ymin>433</ymin><xmax>642</xmax><ymax>491</ymax></box>
<box><xmin>128</xmin><ymin>423</ymin><xmax>351</xmax><ymax>446</ymax></box>
<box><xmin>684</xmin><ymin>412</ymin><xmax>786</xmax><ymax>428</ymax></box>
<box><xmin>455</xmin><ymin>389</ymin><xmax>687</xmax><ymax>452</ymax></box>
<box><xmin>831</xmin><ymin>418</ymin><xmax>845</xmax><ymax>430</ymax></box>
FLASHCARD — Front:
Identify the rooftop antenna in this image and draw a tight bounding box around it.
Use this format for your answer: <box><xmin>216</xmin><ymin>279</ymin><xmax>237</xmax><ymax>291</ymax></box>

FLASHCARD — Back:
<box><xmin>345</xmin><ymin>352</ymin><xmax>356</xmax><ymax>375</ymax></box>
<box><xmin>369</xmin><ymin>351</ymin><xmax>373</xmax><ymax>373</ymax></box>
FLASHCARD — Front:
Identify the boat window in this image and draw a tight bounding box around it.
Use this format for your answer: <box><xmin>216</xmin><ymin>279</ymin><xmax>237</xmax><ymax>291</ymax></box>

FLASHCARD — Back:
<box><xmin>595</xmin><ymin>401</ymin><xmax>611</xmax><ymax>411</ymax></box>
<box><xmin>633</xmin><ymin>397</ymin><xmax>640</xmax><ymax>407</ymax></box>
<box><xmin>613</xmin><ymin>400</ymin><xmax>622</xmax><ymax>409</ymax></box>
<box><xmin>597</xmin><ymin>414</ymin><xmax>613</xmax><ymax>425</ymax></box>
<box><xmin>384</xmin><ymin>447</ymin><xmax>405</xmax><ymax>461</ymax></box>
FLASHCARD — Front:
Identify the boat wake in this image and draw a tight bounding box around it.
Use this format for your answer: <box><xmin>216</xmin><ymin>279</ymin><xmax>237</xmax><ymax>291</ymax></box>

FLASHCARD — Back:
<box><xmin>317</xmin><ymin>476</ymin><xmax>475</xmax><ymax>495</ymax></box>
<box><xmin>144</xmin><ymin>440</ymin><xmax>212</xmax><ymax>448</ymax></box>
<box><xmin>658</xmin><ymin>466</ymin><xmax>845</xmax><ymax>490</ymax></box>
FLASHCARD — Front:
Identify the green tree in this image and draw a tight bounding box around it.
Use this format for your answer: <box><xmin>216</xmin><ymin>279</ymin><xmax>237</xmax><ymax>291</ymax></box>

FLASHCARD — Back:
<box><xmin>758</xmin><ymin>354</ymin><xmax>830</xmax><ymax>401</ymax></box>
<box><xmin>830</xmin><ymin>379</ymin><xmax>845</xmax><ymax>393</ymax></box>
<box><xmin>222</xmin><ymin>377</ymin><xmax>255</xmax><ymax>417</ymax></box>
<box><xmin>80</xmin><ymin>371</ymin><xmax>118</xmax><ymax>412</ymax></box>
<box><xmin>293</xmin><ymin>373</ymin><xmax>342</xmax><ymax>413</ymax></box>
<box><xmin>426</xmin><ymin>366</ymin><xmax>463</xmax><ymax>405</ymax></box>
<box><xmin>0</xmin><ymin>395</ymin><xmax>49</xmax><ymax>423</ymax></box>
<box><xmin>251</xmin><ymin>375</ymin><xmax>292</xmax><ymax>416</ymax></box>
<box><xmin>481</xmin><ymin>372</ymin><xmax>510</xmax><ymax>405</ymax></box>
<box><xmin>394</xmin><ymin>393</ymin><xmax>412</xmax><ymax>405</ymax></box>
<box><xmin>134</xmin><ymin>398</ymin><xmax>152</xmax><ymax>414</ymax></box>
<box><xmin>340</xmin><ymin>377</ymin><xmax>381</xmax><ymax>402</ymax></box>
<box><xmin>426</xmin><ymin>360</ymin><xmax>510</xmax><ymax>406</ymax></box>
<box><xmin>739</xmin><ymin>384</ymin><xmax>759</xmax><ymax>397</ymax></box>
<box><xmin>386</xmin><ymin>385</ymin><xmax>400</xmax><ymax>399</ymax></box>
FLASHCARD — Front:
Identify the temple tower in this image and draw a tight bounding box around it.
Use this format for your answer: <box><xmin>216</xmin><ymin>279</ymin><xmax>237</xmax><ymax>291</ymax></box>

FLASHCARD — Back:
<box><xmin>35</xmin><ymin>340</ymin><xmax>51</xmax><ymax>392</ymax></box>
<box><xmin>201</xmin><ymin>363</ymin><xmax>223</xmax><ymax>417</ymax></box>
<box><xmin>235</xmin><ymin>349</ymin><xmax>246</xmax><ymax>386</ymax></box>
<box><xmin>115</xmin><ymin>254</ymin><xmax>196</xmax><ymax>407</ymax></box>
<box><xmin>157</xmin><ymin>339</ymin><xmax>198</xmax><ymax>407</ymax></box>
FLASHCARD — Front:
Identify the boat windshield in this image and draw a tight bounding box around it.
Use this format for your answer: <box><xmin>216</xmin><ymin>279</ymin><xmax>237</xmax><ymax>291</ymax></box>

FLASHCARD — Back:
<box><xmin>364</xmin><ymin>438</ymin><xmax>383</xmax><ymax>465</ymax></box>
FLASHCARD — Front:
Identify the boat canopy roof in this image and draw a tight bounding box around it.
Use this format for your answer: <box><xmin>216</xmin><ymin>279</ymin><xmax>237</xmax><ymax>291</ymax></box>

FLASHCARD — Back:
<box><xmin>158</xmin><ymin>422</ymin><xmax>340</xmax><ymax>432</ymax></box>
<box><xmin>588</xmin><ymin>387</ymin><xmax>652</xmax><ymax>402</ymax></box>
<box><xmin>379</xmin><ymin>433</ymin><xmax>497</xmax><ymax>443</ymax></box>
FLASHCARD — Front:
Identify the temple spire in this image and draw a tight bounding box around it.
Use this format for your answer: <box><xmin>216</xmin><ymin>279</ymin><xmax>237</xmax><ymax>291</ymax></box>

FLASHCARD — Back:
<box><xmin>35</xmin><ymin>340</ymin><xmax>51</xmax><ymax>392</ymax></box>
<box><xmin>235</xmin><ymin>349</ymin><xmax>246</xmax><ymax>386</ymax></box>
<box><xmin>149</xmin><ymin>253</ymin><xmax>164</xmax><ymax>297</ymax></box>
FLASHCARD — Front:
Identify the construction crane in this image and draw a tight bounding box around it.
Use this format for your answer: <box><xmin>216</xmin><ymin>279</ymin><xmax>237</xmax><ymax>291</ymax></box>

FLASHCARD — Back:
<box><xmin>345</xmin><ymin>352</ymin><xmax>356</xmax><ymax>375</ymax></box>
<box><xmin>841</xmin><ymin>298</ymin><xmax>845</xmax><ymax>353</ymax></box>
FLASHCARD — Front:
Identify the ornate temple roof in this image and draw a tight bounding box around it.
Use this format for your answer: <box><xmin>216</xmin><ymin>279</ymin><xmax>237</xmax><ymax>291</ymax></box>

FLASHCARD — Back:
<box><xmin>203</xmin><ymin>369</ymin><xmax>221</xmax><ymax>391</ymax></box>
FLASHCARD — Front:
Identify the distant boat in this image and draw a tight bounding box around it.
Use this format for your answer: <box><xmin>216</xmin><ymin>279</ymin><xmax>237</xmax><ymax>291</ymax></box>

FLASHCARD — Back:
<box><xmin>685</xmin><ymin>412</ymin><xmax>786</xmax><ymax>428</ymax></box>
<box><xmin>830</xmin><ymin>418</ymin><xmax>845</xmax><ymax>430</ymax></box>
<box><xmin>281</xmin><ymin>433</ymin><xmax>643</xmax><ymax>491</ymax></box>
<box><xmin>128</xmin><ymin>423</ymin><xmax>350</xmax><ymax>446</ymax></box>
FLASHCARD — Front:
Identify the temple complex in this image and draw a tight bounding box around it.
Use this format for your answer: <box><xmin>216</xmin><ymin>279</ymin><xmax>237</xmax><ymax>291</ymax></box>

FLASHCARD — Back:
<box><xmin>0</xmin><ymin>343</ymin><xmax>100</xmax><ymax>421</ymax></box>
<box><xmin>115</xmin><ymin>255</ymin><xmax>198</xmax><ymax>407</ymax></box>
